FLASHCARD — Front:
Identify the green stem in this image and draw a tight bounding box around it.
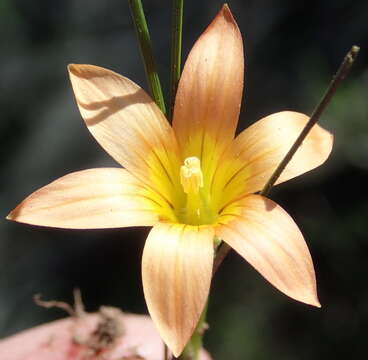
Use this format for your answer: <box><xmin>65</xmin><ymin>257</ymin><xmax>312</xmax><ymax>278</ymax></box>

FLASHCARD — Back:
<box><xmin>177</xmin><ymin>302</ymin><xmax>208</xmax><ymax>360</ymax></box>
<box><xmin>169</xmin><ymin>0</ymin><xmax>184</xmax><ymax>120</ymax></box>
<box><xmin>128</xmin><ymin>0</ymin><xmax>166</xmax><ymax>114</ymax></box>
<box><xmin>212</xmin><ymin>45</ymin><xmax>360</xmax><ymax>274</ymax></box>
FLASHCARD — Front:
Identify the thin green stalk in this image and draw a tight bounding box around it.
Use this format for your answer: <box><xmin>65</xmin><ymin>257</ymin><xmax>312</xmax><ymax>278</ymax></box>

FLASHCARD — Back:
<box><xmin>128</xmin><ymin>0</ymin><xmax>166</xmax><ymax>114</ymax></box>
<box><xmin>169</xmin><ymin>0</ymin><xmax>184</xmax><ymax>120</ymax></box>
<box><xmin>177</xmin><ymin>302</ymin><xmax>208</xmax><ymax>360</ymax></box>
<box><xmin>212</xmin><ymin>45</ymin><xmax>360</xmax><ymax>274</ymax></box>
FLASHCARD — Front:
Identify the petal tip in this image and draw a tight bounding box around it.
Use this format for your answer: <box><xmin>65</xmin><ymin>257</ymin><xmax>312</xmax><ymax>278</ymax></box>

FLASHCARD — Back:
<box><xmin>68</xmin><ymin>63</ymin><xmax>105</xmax><ymax>79</ymax></box>
<box><xmin>298</xmin><ymin>292</ymin><xmax>321</xmax><ymax>308</ymax></box>
<box><xmin>310</xmin><ymin>297</ymin><xmax>322</xmax><ymax>308</ymax></box>
<box><xmin>314</xmin><ymin>125</ymin><xmax>334</xmax><ymax>168</ymax></box>
<box><xmin>6</xmin><ymin>206</ymin><xmax>20</xmax><ymax>222</ymax></box>
<box><xmin>5</xmin><ymin>212</ymin><xmax>13</xmax><ymax>221</ymax></box>
<box><xmin>215</xmin><ymin>3</ymin><xmax>239</xmax><ymax>31</ymax></box>
<box><xmin>304</xmin><ymin>297</ymin><xmax>321</xmax><ymax>308</ymax></box>
<box><xmin>172</xmin><ymin>345</ymin><xmax>185</xmax><ymax>358</ymax></box>
<box><xmin>220</xmin><ymin>3</ymin><xmax>235</xmax><ymax>21</ymax></box>
<box><xmin>327</xmin><ymin>130</ymin><xmax>334</xmax><ymax>149</ymax></box>
<box><xmin>67</xmin><ymin>63</ymin><xmax>83</xmax><ymax>75</ymax></box>
<box><xmin>6</xmin><ymin>204</ymin><xmax>28</xmax><ymax>224</ymax></box>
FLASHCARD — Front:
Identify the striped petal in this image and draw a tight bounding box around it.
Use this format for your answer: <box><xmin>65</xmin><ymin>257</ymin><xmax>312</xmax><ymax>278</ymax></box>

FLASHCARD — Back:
<box><xmin>216</xmin><ymin>194</ymin><xmax>320</xmax><ymax>307</ymax></box>
<box><xmin>216</xmin><ymin>111</ymin><xmax>333</xmax><ymax>207</ymax></box>
<box><xmin>7</xmin><ymin>168</ymin><xmax>163</xmax><ymax>229</ymax></box>
<box><xmin>142</xmin><ymin>222</ymin><xmax>214</xmax><ymax>356</ymax></box>
<box><xmin>172</xmin><ymin>5</ymin><xmax>243</xmax><ymax>187</ymax></box>
<box><xmin>68</xmin><ymin>64</ymin><xmax>182</xmax><ymax>208</ymax></box>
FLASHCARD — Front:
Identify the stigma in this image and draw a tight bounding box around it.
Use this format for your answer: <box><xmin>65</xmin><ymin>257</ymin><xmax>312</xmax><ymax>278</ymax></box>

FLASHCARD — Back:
<box><xmin>180</xmin><ymin>157</ymin><xmax>204</xmax><ymax>194</ymax></box>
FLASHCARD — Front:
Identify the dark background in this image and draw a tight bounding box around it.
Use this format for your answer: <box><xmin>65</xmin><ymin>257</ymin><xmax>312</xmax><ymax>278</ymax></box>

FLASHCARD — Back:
<box><xmin>1</xmin><ymin>0</ymin><xmax>367</xmax><ymax>359</ymax></box>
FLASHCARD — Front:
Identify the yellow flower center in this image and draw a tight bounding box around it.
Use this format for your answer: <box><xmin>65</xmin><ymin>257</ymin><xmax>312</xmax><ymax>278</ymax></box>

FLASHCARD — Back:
<box><xmin>179</xmin><ymin>157</ymin><xmax>215</xmax><ymax>225</ymax></box>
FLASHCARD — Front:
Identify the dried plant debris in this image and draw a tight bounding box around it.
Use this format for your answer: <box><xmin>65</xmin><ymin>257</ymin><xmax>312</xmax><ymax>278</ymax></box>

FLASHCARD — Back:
<box><xmin>75</xmin><ymin>306</ymin><xmax>125</xmax><ymax>356</ymax></box>
<box><xmin>34</xmin><ymin>290</ymin><xmax>146</xmax><ymax>360</ymax></box>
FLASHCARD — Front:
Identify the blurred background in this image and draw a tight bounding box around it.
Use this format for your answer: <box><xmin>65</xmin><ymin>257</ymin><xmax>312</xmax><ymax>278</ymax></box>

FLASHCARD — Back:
<box><xmin>1</xmin><ymin>0</ymin><xmax>367</xmax><ymax>359</ymax></box>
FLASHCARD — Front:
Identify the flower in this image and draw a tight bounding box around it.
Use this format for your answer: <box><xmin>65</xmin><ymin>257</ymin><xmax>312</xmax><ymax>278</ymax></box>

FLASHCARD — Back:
<box><xmin>7</xmin><ymin>4</ymin><xmax>333</xmax><ymax>357</ymax></box>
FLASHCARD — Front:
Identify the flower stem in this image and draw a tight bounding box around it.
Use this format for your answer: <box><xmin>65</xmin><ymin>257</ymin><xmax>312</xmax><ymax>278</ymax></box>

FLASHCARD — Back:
<box><xmin>164</xmin><ymin>343</ymin><xmax>169</xmax><ymax>360</ymax></box>
<box><xmin>169</xmin><ymin>0</ymin><xmax>184</xmax><ymax>120</ymax></box>
<box><xmin>260</xmin><ymin>45</ymin><xmax>360</xmax><ymax>197</ymax></box>
<box><xmin>128</xmin><ymin>0</ymin><xmax>166</xmax><ymax>114</ymax></box>
<box><xmin>177</xmin><ymin>302</ymin><xmax>208</xmax><ymax>360</ymax></box>
<box><xmin>213</xmin><ymin>45</ymin><xmax>360</xmax><ymax>274</ymax></box>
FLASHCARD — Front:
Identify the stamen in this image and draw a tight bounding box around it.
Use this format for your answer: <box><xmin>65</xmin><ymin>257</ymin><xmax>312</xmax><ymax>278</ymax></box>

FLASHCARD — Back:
<box><xmin>180</xmin><ymin>157</ymin><xmax>203</xmax><ymax>194</ymax></box>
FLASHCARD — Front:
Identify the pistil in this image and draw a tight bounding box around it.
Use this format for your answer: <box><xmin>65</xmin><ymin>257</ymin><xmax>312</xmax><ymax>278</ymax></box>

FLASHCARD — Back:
<box><xmin>180</xmin><ymin>157</ymin><xmax>203</xmax><ymax>194</ymax></box>
<box><xmin>180</xmin><ymin>157</ymin><xmax>204</xmax><ymax>224</ymax></box>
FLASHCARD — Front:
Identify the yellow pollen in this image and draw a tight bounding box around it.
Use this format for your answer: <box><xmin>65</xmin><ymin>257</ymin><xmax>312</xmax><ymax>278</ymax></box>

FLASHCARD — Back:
<box><xmin>180</xmin><ymin>157</ymin><xmax>203</xmax><ymax>194</ymax></box>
